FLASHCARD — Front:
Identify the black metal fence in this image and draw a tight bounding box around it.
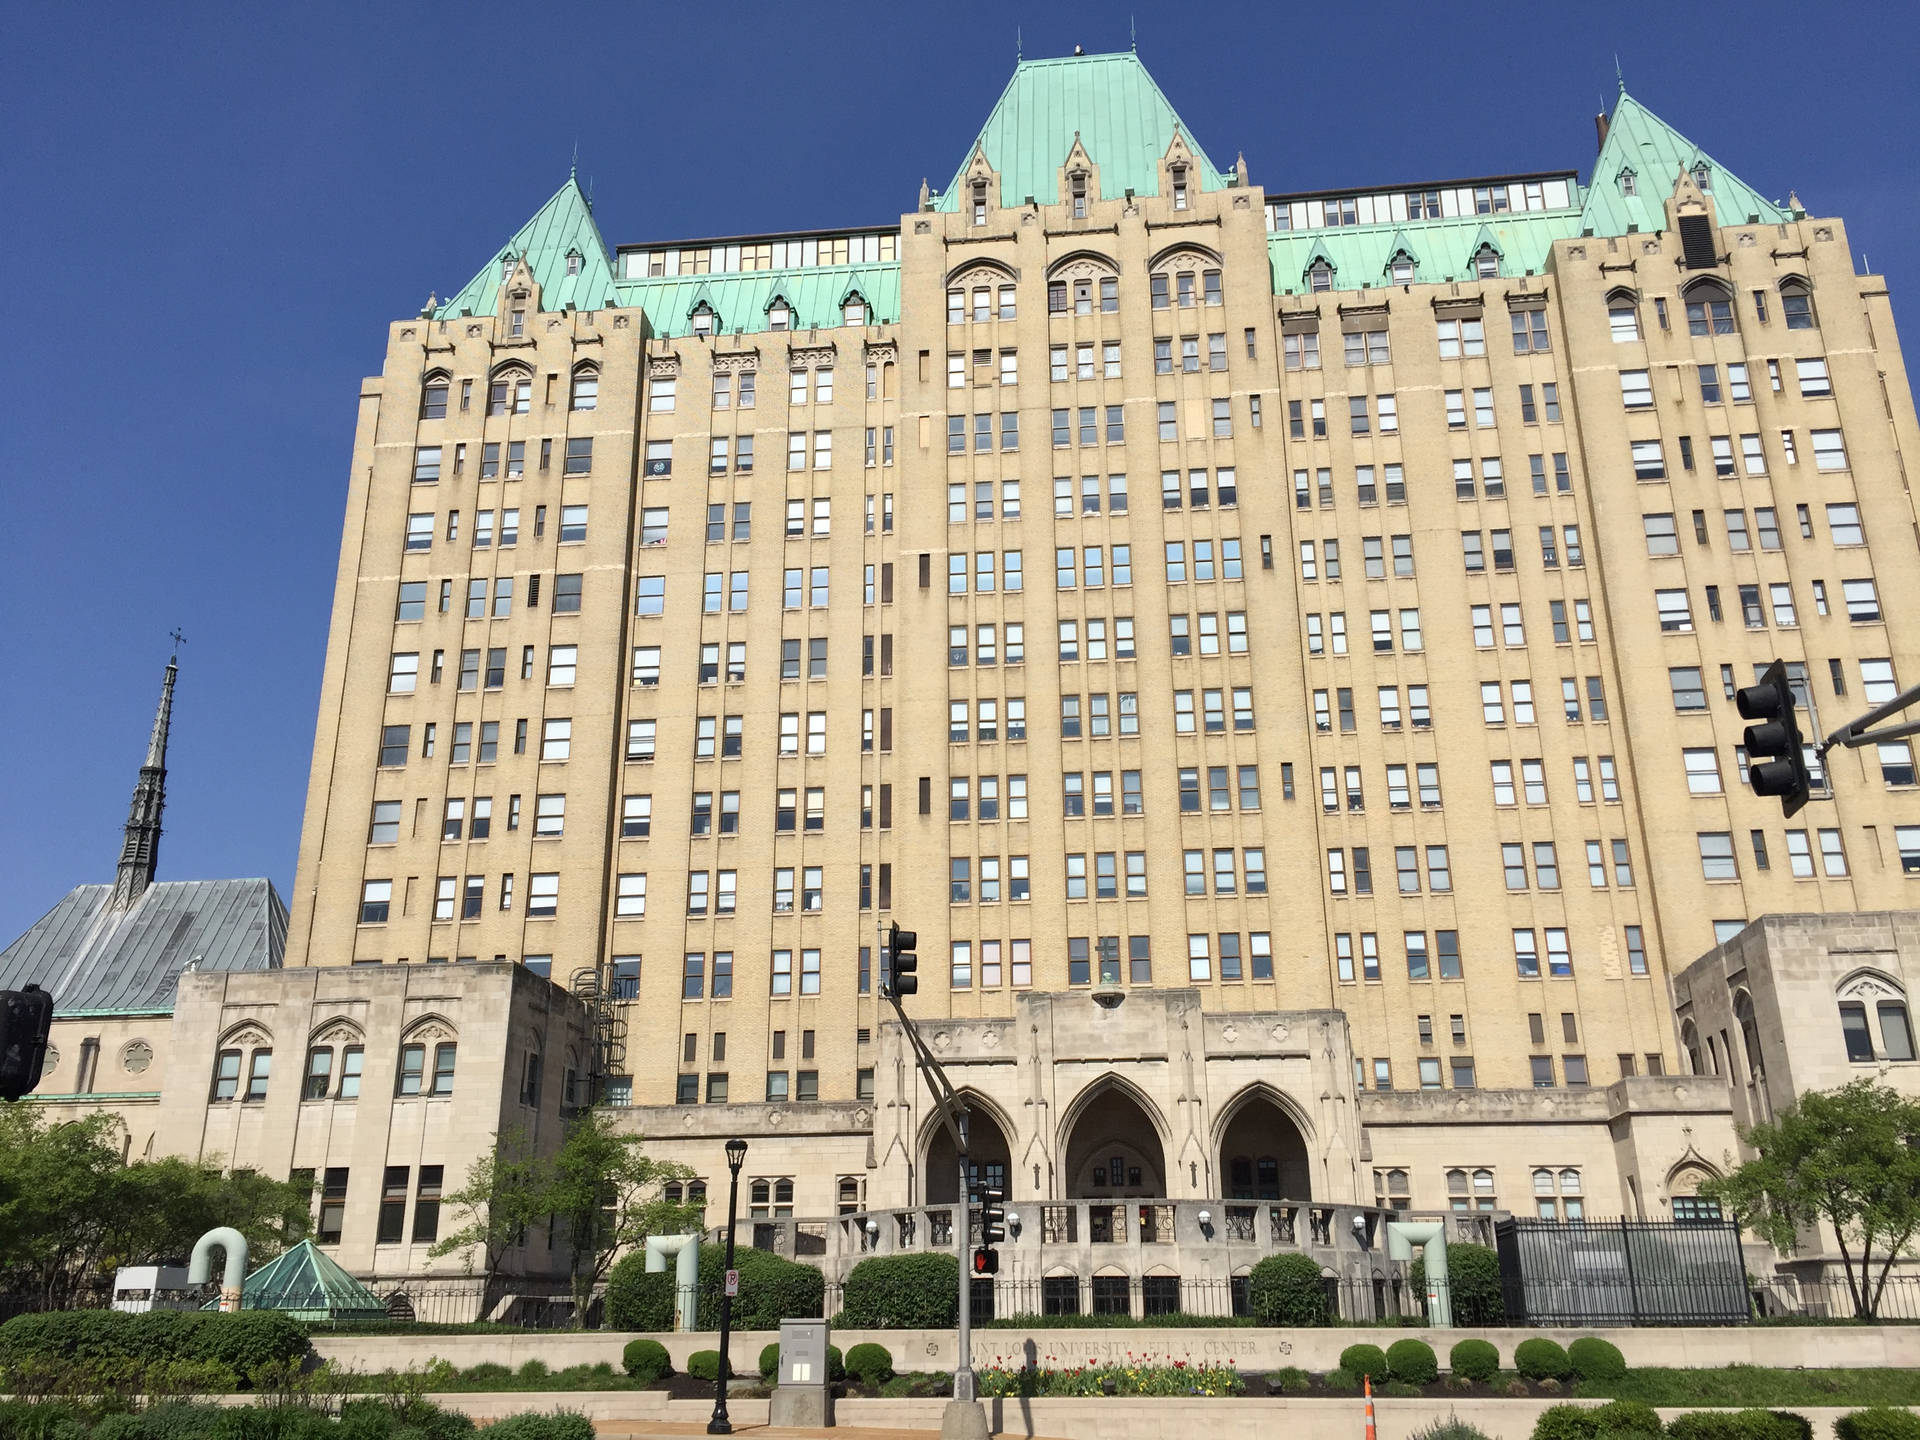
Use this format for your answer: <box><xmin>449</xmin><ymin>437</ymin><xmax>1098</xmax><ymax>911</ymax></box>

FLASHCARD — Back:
<box><xmin>1751</xmin><ymin>1272</ymin><xmax>1920</xmax><ymax>1322</ymax></box>
<box><xmin>1495</xmin><ymin>1217</ymin><xmax>1750</xmax><ymax>1326</ymax></box>
<box><xmin>306</xmin><ymin>1280</ymin><xmax>600</xmax><ymax>1330</ymax></box>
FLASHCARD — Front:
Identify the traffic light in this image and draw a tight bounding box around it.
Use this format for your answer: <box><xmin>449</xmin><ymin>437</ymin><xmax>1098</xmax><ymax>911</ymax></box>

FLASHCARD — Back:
<box><xmin>0</xmin><ymin>985</ymin><xmax>54</xmax><ymax>1103</ymax></box>
<box><xmin>885</xmin><ymin>922</ymin><xmax>918</xmax><ymax>998</ymax></box>
<box><xmin>971</xmin><ymin>1246</ymin><xmax>1000</xmax><ymax>1276</ymax></box>
<box><xmin>978</xmin><ymin>1185</ymin><xmax>1007</xmax><ymax>1245</ymax></box>
<box><xmin>1737</xmin><ymin>660</ymin><xmax>1811</xmax><ymax>818</ymax></box>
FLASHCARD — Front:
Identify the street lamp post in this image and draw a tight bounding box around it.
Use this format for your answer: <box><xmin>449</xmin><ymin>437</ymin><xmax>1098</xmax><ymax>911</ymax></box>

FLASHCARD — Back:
<box><xmin>708</xmin><ymin>1137</ymin><xmax>748</xmax><ymax>1435</ymax></box>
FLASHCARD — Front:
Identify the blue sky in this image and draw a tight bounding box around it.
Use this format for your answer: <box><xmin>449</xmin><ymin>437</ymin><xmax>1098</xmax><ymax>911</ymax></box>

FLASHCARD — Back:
<box><xmin>2</xmin><ymin>0</ymin><xmax>1916</xmax><ymax>942</ymax></box>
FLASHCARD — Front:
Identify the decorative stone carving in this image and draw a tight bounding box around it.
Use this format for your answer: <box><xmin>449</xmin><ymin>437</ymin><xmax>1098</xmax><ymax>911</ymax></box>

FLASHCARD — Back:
<box><xmin>224</xmin><ymin>1025</ymin><xmax>269</xmax><ymax>1049</ymax></box>
<box><xmin>613</xmin><ymin>314</ymin><xmax>630</xmax><ymax>328</ymax></box>
<box><xmin>400</xmin><ymin>327</ymin><xmax>416</xmax><ymax>340</ymax></box>
<box><xmin>949</xmin><ymin>265</ymin><xmax>1012</xmax><ymax>289</ymax></box>
<box><xmin>1269</xmin><ymin>1023</ymin><xmax>1290</xmax><ymax>1046</ymax></box>
<box><xmin>1738</xmin><ymin>233</ymin><xmax>1756</xmax><ymax>247</ymax></box>
<box><xmin>465</xmin><ymin>324</ymin><xmax>483</xmax><ymax>337</ymax></box>
<box><xmin>546</xmin><ymin>318</ymin><xmax>562</xmax><ymax>331</ymax></box>
<box><xmin>1814</xmin><ymin>227</ymin><xmax>1833</xmax><ymax>241</ymax></box>
<box><xmin>1152</xmin><ymin>248</ymin><xmax>1216</xmax><ymax>274</ymax></box>
<box><xmin>787</xmin><ymin>344</ymin><xmax>837</xmax><ymax>370</ymax></box>
<box><xmin>711</xmin><ymin>351</ymin><xmax>759</xmax><ymax>373</ymax></box>
<box><xmin>315</xmin><ymin>1024</ymin><xmax>361</xmax><ymax>1047</ymax></box>
<box><xmin>853</xmin><ymin>1106</ymin><xmax>871</xmax><ymax>1127</ymax></box>
<box><xmin>122</xmin><ymin>1041</ymin><xmax>152</xmax><ymax>1075</ymax></box>
<box><xmin>1567</xmin><ymin>245</ymin><xmax>1586</xmax><ymax>260</ymax></box>
<box><xmin>647</xmin><ymin>356</ymin><xmax>680</xmax><ymax>378</ymax></box>
<box><xmin>980</xmin><ymin>1029</ymin><xmax>1000</xmax><ymax>1050</ymax></box>
<box><xmin>864</xmin><ymin>342</ymin><xmax>898</xmax><ymax>366</ymax></box>
<box><xmin>1232</xmin><ymin>194</ymin><xmax>1250</xmax><ymax>209</ymax></box>
<box><xmin>930</xmin><ymin>1029</ymin><xmax>952</xmax><ymax>1053</ymax></box>
<box><xmin>407</xmin><ymin>1022</ymin><xmax>452</xmax><ymax>1043</ymax></box>
<box><xmin>1220</xmin><ymin>1024</ymin><xmax>1240</xmax><ymax>1043</ymax></box>
<box><xmin>914</xmin><ymin>220</ymin><xmax>931</xmax><ymax>234</ymax></box>
<box><xmin>1051</xmin><ymin>256</ymin><xmax>1115</xmax><ymax>282</ymax></box>
<box><xmin>1641</xmin><ymin>240</ymin><xmax>1659</xmax><ymax>255</ymax></box>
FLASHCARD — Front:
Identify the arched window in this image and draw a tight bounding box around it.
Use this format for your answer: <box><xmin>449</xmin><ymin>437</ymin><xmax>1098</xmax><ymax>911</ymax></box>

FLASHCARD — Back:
<box><xmin>488</xmin><ymin>366</ymin><xmax>531</xmax><ymax>417</ymax></box>
<box><xmin>1733</xmin><ymin>991</ymin><xmax>1764</xmax><ymax>1080</ymax></box>
<box><xmin>1779</xmin><ymin>278</ymin><xmax>1815</xmax><ymax>331</ymax></box>
<box><xmin>212</xmin><ymin>1031</ymin><xmax>272</xmax><ymax>1103</ymax></box>
<box><xmin>570</xmin><ymin>365</ymin><xmax>598</xmax><ymax>412</ymax></box>
<box><xmin>1471</xmin><ymin>1168</ymin><xmax>1497</xmax><ymax>1209</ymax></box>
<box><xmin>1307</xmin><ymin>260</ymin><xmax>1333</xmax><ymax>294</ymax></box>
<box><xmin>1473</xmin><ymin>245</ymin><xmax>1500</xmax><ymax>280</ymax></box>
<box><xmin>1683</xmin><ymin>279</ymin><xmax>1735</xmax><ymax>336</ymax></box>
<box><xmin>420</xmin><ymin>371</ymin><xmax>450</xmax><ymax>420</ymax></box>
<box><xmin>1681</xmin><ymin>1019</ymin><xmax>1703</xmax><ymax>1076</ymax></box>
<box><xmin>690</xmin><ymin>302</ymin><xmax>716</xmax><ymax>337</ymax></box>
<box><xmin>1607</xmin><ymin>291</ymin><xmax>1641</xmax><ymax>342</ymax></box>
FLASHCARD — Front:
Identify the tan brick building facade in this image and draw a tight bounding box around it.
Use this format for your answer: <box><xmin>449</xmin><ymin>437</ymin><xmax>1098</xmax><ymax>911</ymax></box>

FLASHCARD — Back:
<box><xmin>272</xmin><ymin>53</ymin><xmax>1920</xmax><ymax>1239</ymax></box>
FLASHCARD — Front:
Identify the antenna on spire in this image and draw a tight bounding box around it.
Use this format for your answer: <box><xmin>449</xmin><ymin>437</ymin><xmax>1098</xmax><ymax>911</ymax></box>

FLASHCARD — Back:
<box><xmin>570</xmin><ymin>140</ymin><xmax>579</xmax><ymax>180</ymax></box>
<box><xmin>1016</xmin><ymin>26</ymin><xmax>1021</xmax><ymax>61</ymax></box>
<box><xmin>1130</xmin><ymin>14</ymin><xmax>1137</xmax><ymax>50</ymax></box>
<box><xmin>1614</xmin><ymin>53</ymin><xmax>1626</xmax><ymax>94</ymax></box>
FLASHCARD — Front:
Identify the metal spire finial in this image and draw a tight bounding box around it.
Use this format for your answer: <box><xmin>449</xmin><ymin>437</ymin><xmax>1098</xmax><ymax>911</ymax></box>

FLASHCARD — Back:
<box><xmin>1130</xmin><ymin>14</ymin><xmax>1136</xmax><ymax>51</ymax></box>
<box><xmin>112</xmin><ymin>650</ymin><xmax>178</xmax><ymax>908</ymax></box>
<box><xmin>1615</xmin><ymin>53</ymin><xmax>1626</xmax><ymax>94</ymax></box>
<box><xmin>1016</xmin><ymin>26</ymin><xmax>1021</xmax><ymax>62</ymax></box>
<box><xmin>570</xmin><ymin>140</ymin><xmax>579</xmax><ymax>181</ymax></box>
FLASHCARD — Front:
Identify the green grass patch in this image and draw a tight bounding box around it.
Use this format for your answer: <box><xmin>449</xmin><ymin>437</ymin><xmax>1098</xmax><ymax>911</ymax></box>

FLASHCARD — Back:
<box><xmin>1580</xmin><ymin>1367</ymin><xmax>1920</xmax><ymax>1408</ymax></box>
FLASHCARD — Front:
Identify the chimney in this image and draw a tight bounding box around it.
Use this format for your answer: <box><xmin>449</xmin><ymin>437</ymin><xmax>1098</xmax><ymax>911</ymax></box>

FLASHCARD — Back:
<box><xmin>1595</xmin><ymin>111</ymin><xmax>1610</xmax><ymax>152</ymax></box>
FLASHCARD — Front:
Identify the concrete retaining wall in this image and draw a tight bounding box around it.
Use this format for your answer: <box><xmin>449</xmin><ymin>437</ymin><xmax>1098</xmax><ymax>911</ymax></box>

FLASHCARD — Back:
<box><xmin>310</xmin><ymin>1322</ymin><xmax>1920</xmax><ymax>1377</ymax></box>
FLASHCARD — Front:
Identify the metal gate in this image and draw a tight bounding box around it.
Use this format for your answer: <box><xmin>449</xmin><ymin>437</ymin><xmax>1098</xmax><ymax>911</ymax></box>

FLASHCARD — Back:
<box><xmin>1495</xmin><ymin>1217</ymin><xmax>1749</xmax><ymax>1325</ymax></box>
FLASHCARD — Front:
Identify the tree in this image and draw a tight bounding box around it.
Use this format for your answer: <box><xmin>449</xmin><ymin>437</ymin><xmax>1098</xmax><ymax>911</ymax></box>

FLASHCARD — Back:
<box><xmin>0</xmin><ymin>1107</ymin><xmax>311</xmax><ymax>1310</ymax></box>
<box><xmin>543</xmin><ymin>1112</ymin><xmax>702</xmax><ymax>1323</ymax></box>
<box><xmin>1703</xmin><ymin>1079</ymin><xmax>1920</xmax><ymax>1318</ymax></box>
<box><xmin>428</xmin><ymin>1125</ymin><xmax>552</xmax><ymax>1294</ymax></box>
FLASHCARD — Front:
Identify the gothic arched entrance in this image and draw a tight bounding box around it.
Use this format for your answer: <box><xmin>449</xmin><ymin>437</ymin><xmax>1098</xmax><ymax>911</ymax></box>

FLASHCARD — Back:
<box><xmin>925</xmin><ymin>1096</ymin><xmax>1013</xmax><ymax>1203</ymax></box>
<box><xmin>1218</xmin><ymin>1089</ymin><xmax>1312</xmax><ymax>1200</ymax></box>
<box><xmin>1062</xmin><ymin>1082</ymin><xmax>1167</xmax><ymax>1198</ymax></box>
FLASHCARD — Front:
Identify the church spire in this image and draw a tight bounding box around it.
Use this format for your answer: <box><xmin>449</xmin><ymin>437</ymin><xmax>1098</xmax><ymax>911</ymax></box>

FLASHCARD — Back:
<box><xmin>111</xmin><ymin>653</ymin><xmax>177</xmax><ymax>908</ymax></box>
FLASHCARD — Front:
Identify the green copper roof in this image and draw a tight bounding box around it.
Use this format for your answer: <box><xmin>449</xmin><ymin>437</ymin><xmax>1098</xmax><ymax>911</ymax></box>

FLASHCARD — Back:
<box><xmin>1581</xmin><ymin>89</ymin><xmax>1789</xmax><ymax>237</ymax></box>
<box><xmin>438</xmin><ymin>175</ymin><xmax>616</xmax><ymax>319</ymax></box>
<box><xmin>612</xmin><ymin>264</ymin><xmax>899</xmax><ymax>339</ymax></box>
<box><xmin>936</xmin><ymin>51</ymin><xmax>1228</xmax><ymax>210</ymax></box>
<box><xmin>222</xmin><ymin>1240</ymin><xmax>386</xmax><ymax>1321</ymax></box>
<box><xmin>1269</xmin><ymin>210</ymin><xmax>1581</xmax><ymax>294</ymax></box>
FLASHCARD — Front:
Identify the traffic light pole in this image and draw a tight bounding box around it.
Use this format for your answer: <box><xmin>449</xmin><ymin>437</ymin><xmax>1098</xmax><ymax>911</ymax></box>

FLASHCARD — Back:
<box><xmin>877</xmin><ymin>921</ymin><xmax>984</xmax><ymax>1431</ymax></box>
<box><xmin>1818</xmin><ymin>680</ymin><xmax>1920</xmax><ymax>754</ymax></box>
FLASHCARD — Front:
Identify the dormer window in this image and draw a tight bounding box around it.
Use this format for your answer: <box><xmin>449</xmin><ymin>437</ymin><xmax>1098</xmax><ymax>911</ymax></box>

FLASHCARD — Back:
<box><xmin>843</xmin><ymin>297</ymin><xmax>867</xmax><ymax>327</ymax></box>
<box><xmin>1473</xmin><ymin>247</ymin><xmax>1500</xmax><ymax>280</ymax></box>
<box><xmin>566</xmin><ymin>251</ymin><xmax>582</xmax><ymax>277</ymax></box>
<box><xmin>501</xmin><ymin>257</ymin><xmax>515</xmax><ymax>282</ymax></box>
<box><xmin>691</xmin><ymin>306</ymin><xmax>714</xmax><ymax>337</ymax></box>
<box><xmin>1618</xmin><ymin>168</ymin><xmax>1638</xmax><ymax>197</ymax></box>
<box><xmin>1308</xmin><ymin>260</ymin><xmax>1333</xmax><ymax>294</ymax></box>
<box><xmin>1692</xmin><ymin>162</ymin><xmax>1712</xmax><ymax>192</ymax></box>
<box><xmin>1171</xmin><ymin>165</ymin><xmax>1188</xmax><ymax>211</ymax></box>
<box><xmin>1389</xmin><ymin>254</ymin><xmax>1414</xmax><ymax>284</ymax></box>
<box><xmin>1070</xmin><ymin>171</ymin><xmax>1088</xmax><ymax>219</ymax></box>
<box><xmin>972</xmin><ymin>181</ymin><xmax>988</xmax><ymax>227</ymax></box>
<box><xmin>769</xmin><ymin>301</ymin><xmax>791</xmax><ymax>331</ymax></box>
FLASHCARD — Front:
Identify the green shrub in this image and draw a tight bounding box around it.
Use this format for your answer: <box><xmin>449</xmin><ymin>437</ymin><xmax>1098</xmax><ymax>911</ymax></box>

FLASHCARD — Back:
<box><xmin>604</xmin><ymin>1254</ymin><xmax>676</xmax><ymax>1332</ymax></box>
<box><xmin>1268</xmin><ymin>1366</ymin><xmax>1311</xmax><ymax>1394</ymax></box>
<box><xmin>461</xmin><ymin>1363</ymin><xmax>513</xmax><ymax>1384</ymax></box>
<box><xmin>1588</xmin><ymin>1400</ymin><xmax>1664</xmax><ymax>1437</ymax></box>
<box><xmin>1836</xmin><ymin>1410</ymin><xmax>1920</xmax><ymax>1440</ymax></box>
<box><xmin>1533</xmin><ymin>1403</ymin><xmax>1604</xmax><ymax>1440</ymax></box>
<box><xmin>1321</xmin><ymin>1366</ymin><xmax>1360</xmax><ymax>1394</ymax></box>
<box><xmin>0</xmin><ymin>1310</ymin><xmax>309</xmax><ymax>1382</ymax></box>
<box><xmin>1514</xmin><ymin>1338</ymin><xmax>1572</xmax><ymax>1382</ymax></box>
<box><xmin>1408</xmin><ymin>1242</ymin><xmax>1507</xmax><ymax>1326</ymax></box>
<box><xmin>622</xmin><ymin>1339</ymin><xmax>671</xmax><ymax>1383</ymax></box>
<box><xmin>1409</xmin><ymin>1415</ymin><xmax>1496</xmax><ymax>1440</ymax></box>
<box><xmin>1247</xmin><ymin>1253</ymin><xmax>1332</xmax><ymax>1326</ymax></box>
<box><xmin>1449</xmin><ymin>1339</ymin><xmax>1500</xmax><ymax>1384</ymax></box>
<box><xmin>703</xmin><ymin>1246</ymin><xmax>823</xmax><ymax>1331</ymax></box>
<box><xmin>1383</xmin><ymin>1381</ymin><xmax>1423</xmax><ymax>1398</ymax></box>
<box><xmin>826</xmin><ymin>1344</ymin><xmax>845</xmax><ymax>1383</ymax></box>
<box><xmin>1340</xmin><ymin>1344</ymin><xmax>1390</xmax><ymax>1381</ymax></box>
<box><xmin>1388</xmin><ymin>1338</ymin><xmax>1439</xmax><ymax>1386</ymax></box>
<box><xmin>844</xmin><ymin>1342</ymin><xmax>893</xmax><ymax>1388</ymax></box>
<box><xmin>475</xmin><ymin>1413</ymin><xmax>597</xmax><ymax>1440</ymax></box>
<box><xmin>759</xmin><ymin>1343</ymin><xmax>782</xmax><ymax>1381</ymax></box>
<box><xmin>1568</xmin><ymin>1337</ymin><xmax>1628</xmax><ymax>1383</ymax></box>
<box><xmin>1667</xmin><ymin>1412</ymin><xmax>1812</xmax><ymax>1440</ymax></box>
<box><xmin>837</xmin><ymin>1253</ymin><xmax>959</xmax><ymax>1329</ymax></box>
<box><xmin>686</xmin><ymin>1350</ymin><xmax>732</xmax><ymax>1382</ymax></box>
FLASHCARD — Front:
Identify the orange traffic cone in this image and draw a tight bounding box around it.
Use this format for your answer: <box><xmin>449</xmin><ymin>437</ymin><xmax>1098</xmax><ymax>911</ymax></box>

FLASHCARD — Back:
<box><xmin>1364</xmin><ymin>1372</ymin><xmax>1377</xmax><ymax>1440</ymax></box>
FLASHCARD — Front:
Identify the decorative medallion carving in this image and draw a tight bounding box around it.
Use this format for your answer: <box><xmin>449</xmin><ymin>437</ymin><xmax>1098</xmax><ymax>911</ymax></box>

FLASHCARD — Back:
<box><xmin>1814</xmin><ymin>227</ymin><xmax>1833</xmax><ymax>242</ymax></box>
<box><xmin>1153</xmin><ymin>248</ymin><xmax>1216</xmax><ymax>273</ymax></box>
<box><xmin>1566</xmin><ymin>245</ymin><xmax>1586</xmax><ymax>260</ymax></box>
<box><xmin>768</xmin><ymin>1109</ymin><xmax>785</xmax><ymax>1128</ymax></box>
<box><xmin>315</xmin><ymin>1024</ymin><xmax>360</xmax><ymax>1047</ymax></box>
<box><xmin>225</xmin><ymin>1026</ymin><xmax>269</xmax><ymax>1049</ymax></box>
<box><xmin>930</xmin><ymin>1029</ymin><xmax>952</xmax><ymax>1053</ymax></box>
<box><xmin>465</xmin><ymin>324</ymin><xmax>483</xmax><ymax>337</ymax></box>
<box><xmin>400</xmin><ymin>327</ymin><xmax>416</xmax><ymax>340</ymax></box>
<box><xmin>1052</xmin><ymin>257</ymin><xmax>1113</xmax><ymax>282</ymax></box>
<box><xmin>1737</xmin><ymin>233</ymin><xmax>1756</xmax><ymax>248</ymax></box>
<box><xmin>408</xmin><ymin>1023</ymin><xmax>451</xmax><ymax>1043</ymax></box>
<box><xmin>613</xmin><ymin>314</ymin><xmax>630</xmax><ymax>328</ymax></box>
<box><xmin>1641</xmin><ymin>240</ymin><xmax>1659</xmax><ymax>255</ymax></box>
<box><xmin>1269</xmin><ymin>1023</ymin><xmax>1290</xmax><ymax>1046</ymax></box>
<box><xmin>1219</xmin><ymin>1023</ymin><xmax>1239</xmax><ymax>1044</ymax></box>
<box><xmin>853</xmin><ymin>1107</ymin><xmax>871</xmax><ymax>1127</ymax></box>
<box><xmin>122</xmin><ymin>1041</ymin><xmax>152</xmax><ymax>1075</ymax></box>
<box><xmin>914</xmin><ymin>221</ymin><xmax>931</xmax><ymax>234</ymax></box>
<box><xmin>1232</xmin><ymin>194</ymin><xmax>1250</xmax><ymax>209</ymax></box>
<box><xmin>980</xmin><ymin>1029</ymin><xmax>1000</xmax><ymax>1050</ymax></box>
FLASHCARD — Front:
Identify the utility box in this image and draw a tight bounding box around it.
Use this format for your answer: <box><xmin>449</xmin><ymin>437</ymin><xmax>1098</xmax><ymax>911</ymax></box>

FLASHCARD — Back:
<box><xmin>769</xmin><ymin>1317</ymin><xmax>834</xmax><ymax>1428</ymax></box>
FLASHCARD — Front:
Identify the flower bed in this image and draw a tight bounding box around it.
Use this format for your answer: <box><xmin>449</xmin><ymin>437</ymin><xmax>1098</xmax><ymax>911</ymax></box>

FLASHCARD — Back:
<box><xmin>976</xmin><ymin>1351</ymin><xmax>1245</xmax><ymax>1397</ymax></box>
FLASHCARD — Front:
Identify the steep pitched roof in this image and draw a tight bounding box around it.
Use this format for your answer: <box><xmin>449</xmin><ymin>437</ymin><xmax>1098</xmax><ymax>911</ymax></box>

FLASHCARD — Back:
<box><xmin>230</xmin><ymin>1240</ymin><xmax>386</xmax><ymax>1320</ymax></box>
<box><xmin>0</xmin><ymin>879</ymin><xmax>285</xmax><ymax>1016</ymax></box>
<box><xmin>1581</xmin><ymin>89</ymin><xmax>1789</xmax><ymax>237</ymax></box>
<box><xmin>612</xmin><ymin>265</ymin><xmax>899</xmax><ymax>339</ymax></box>
<box><xmin>437</xmin><ymin>174</ymin><xmax>616</xmax><ymax>318</ymax></box>
<box><xmin>1268</xmin><ymin>210</ymin><xmax>1578</xmax><ymax>295</ymax></box>
<box><xmin>936</xmin><ymin>51</ymin><xmax>1228</xmax><ymax>210</ymax></box>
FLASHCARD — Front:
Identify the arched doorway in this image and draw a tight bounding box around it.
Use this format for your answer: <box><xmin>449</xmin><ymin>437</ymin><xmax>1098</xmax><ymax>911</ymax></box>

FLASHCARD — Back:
<box><xmin>1218</xmin><ymin>1090</ymin><xmax>1312</xmax><ymax>1200</ymax></box>
<box><xmin>1062</xmin><ymin>1083</ymin><xmax>1167</xmax><ymax>1198</ymax></box>
<box><xmin>925</xmin><ymin>1097</ymin><xmax>1013</xmax><ymax>1203</ymax></box>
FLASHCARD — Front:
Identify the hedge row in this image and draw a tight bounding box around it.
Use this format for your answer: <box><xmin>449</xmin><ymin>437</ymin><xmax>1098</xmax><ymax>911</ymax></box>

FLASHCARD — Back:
<box><xmin>1534</xmin><ymin>1404</ymin><xmax>1832</xmax><ymax>1440</ymax></box>
<box><xmin>0</xmin><ymin>1398</ymin><xmax>594</xmax><ymax>1439</ymax></box>
<box><xmin>605</xmin><ymin>1244</ymin><xmax>824</xmax><ymax>1331</ymax></box>
<box><xmin>0</xmin><ymin>1310</ymin><xmax>309</xmax><ymax>1378</ymax></box>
